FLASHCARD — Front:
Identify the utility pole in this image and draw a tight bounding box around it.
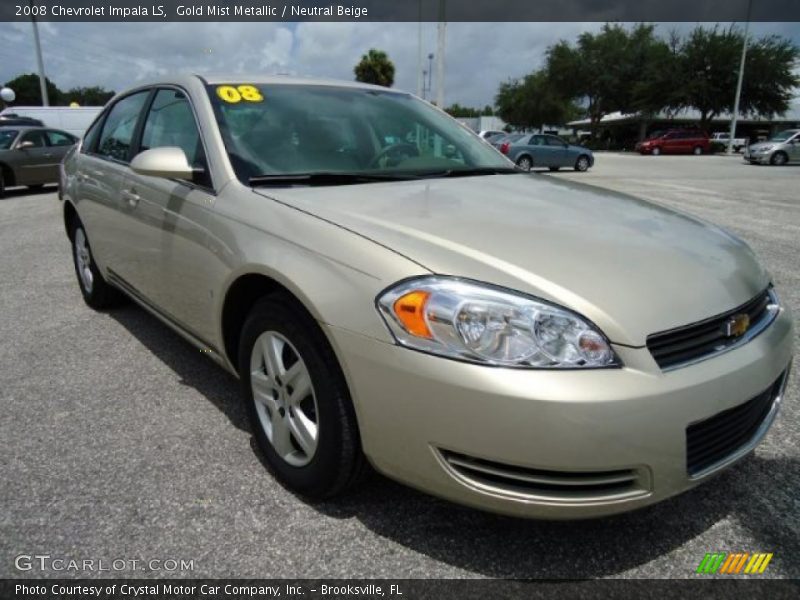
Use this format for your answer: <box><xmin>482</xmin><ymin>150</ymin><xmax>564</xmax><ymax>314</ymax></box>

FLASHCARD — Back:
<box><xmin>30</xmin><ymin>0</ymin><xmax>49</xmax><ymax>106</ymax></box>
<box><xmin>416</xmin><ymin>1</ymin><xmax>423</xmax><ymax>97</ymax></box>
<box><xmin>435</xmin><ymin>0</ymin><xmax>446</xmax><ymax>107</ymax></box>
<box><xmin>727</xmin><ymin>0</ymin><xmax>752</xmax><ymax>154</ymax></box>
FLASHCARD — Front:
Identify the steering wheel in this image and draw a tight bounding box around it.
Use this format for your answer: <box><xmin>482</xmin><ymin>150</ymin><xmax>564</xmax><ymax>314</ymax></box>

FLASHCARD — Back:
<box><xmin>368</xmin><ymin>143</ymin><xmax>420</xmax><ymax>168</ymax></box>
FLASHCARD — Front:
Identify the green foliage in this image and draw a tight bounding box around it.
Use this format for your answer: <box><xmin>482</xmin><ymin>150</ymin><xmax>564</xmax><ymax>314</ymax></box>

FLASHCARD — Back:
<box><xmin>354</xmin><ymin>49</ymin><xmax>395</xmax><ymax>88</ymax></box>
<box><xmin>64</xmin><ymin>86</ymin><xmax>115</xmax><ymax>106</ymax></box>
<box><xmin>444</xmin><ymin>103</ymin><xmax>495</xmax><ymax>118</ymax></box>
<box><xmin>3</xmin><ymin>73</ymin><xmax>61</xmax><ymax>105</ymax></box>
<box><xmin>495</xmin><ymin>70</ymin><xmax>577</xmax><ymax>130</ymax></box>
<box><xmin>502</xmin><ymin>23</ymin><xmax>798</xmax><ymax>136</ymax></box>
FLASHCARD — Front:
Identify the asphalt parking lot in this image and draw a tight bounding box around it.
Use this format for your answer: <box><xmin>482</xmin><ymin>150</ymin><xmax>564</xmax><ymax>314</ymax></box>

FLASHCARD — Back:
<box><xmin>1</xmin><ymin>152</ymin><xmax>798</xmax><ymax>580</ymax></box>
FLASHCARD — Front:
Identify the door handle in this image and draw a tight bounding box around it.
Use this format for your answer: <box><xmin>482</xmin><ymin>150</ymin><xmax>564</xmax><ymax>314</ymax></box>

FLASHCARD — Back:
<box><xmin>121</xmin><ymin>188</ymin><xmax>140</xmax><ymax>207</ymax></box>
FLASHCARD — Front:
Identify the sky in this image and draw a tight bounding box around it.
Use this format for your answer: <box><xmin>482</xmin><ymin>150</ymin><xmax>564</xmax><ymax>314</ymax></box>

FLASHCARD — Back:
<box><xmin>0</xmin><ymin>21</ymin><xmax>798</xmax><ymax>107</ymax></box>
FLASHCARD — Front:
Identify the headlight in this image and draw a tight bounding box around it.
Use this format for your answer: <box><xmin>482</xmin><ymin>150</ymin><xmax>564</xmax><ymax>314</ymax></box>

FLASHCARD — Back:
<box><xmin>377</xmin><ymin>277</ymin><xmax>619</xmax><ymax>368</ymax></box>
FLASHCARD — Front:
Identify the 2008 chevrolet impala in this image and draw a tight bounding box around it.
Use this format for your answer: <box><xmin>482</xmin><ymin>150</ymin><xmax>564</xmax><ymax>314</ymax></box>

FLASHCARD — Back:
<box><xmin>60</xmin><ymin>75</ymin><xmax>793</xmax><ymax>518</ymax></box>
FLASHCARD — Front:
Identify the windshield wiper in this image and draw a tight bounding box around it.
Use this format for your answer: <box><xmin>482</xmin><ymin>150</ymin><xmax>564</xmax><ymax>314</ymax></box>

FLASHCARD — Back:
<box><xmin>249</xmin><ymin>172</ymin><xmax>417</xmax><ymax>187</ymax></box>
<box><xmin>412</xmin><ymin>167</ymin><xmax>523</xmax><ymax>179</ymax></box>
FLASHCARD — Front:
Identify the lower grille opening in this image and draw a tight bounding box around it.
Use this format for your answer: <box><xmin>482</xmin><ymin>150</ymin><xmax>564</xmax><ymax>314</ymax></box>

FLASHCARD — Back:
<box><xmin>438</xmin><ymin>449</ymin><xmax>649</xmax><ymax>503</ymax></box>
<box><xmin>686</xmin><ymin>371</ymin><xmax>786</xmax><ymax>477</ymax></box>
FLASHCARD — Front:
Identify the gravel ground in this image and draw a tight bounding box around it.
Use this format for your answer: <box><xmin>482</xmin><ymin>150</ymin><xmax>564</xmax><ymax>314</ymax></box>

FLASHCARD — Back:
<box><xmin>0</xmin><ymin>152</ymin><xmax>797</xmax><ymax>580</ymax></box>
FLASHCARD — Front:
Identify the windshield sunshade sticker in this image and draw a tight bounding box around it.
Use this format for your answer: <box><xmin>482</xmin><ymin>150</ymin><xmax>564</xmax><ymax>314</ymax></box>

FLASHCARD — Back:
<box><xmin>216</xmin><ymin>85</ymin><xmax>264</xmax><ymax>103</ymax></box>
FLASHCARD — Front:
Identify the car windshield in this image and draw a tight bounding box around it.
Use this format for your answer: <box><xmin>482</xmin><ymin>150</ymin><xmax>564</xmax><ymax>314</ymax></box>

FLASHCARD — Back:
<box><xmin>0</xmin><ymin>129</ymin><xmax>18</xmax><ymax>149</ymax></box>
<box><xmin>769</xmin><ymin>130</ymin><xmax>798</xmax><ymax>142</ymax></box>
<box><xmin>207</xmin><ymin>84</ymin><xmax>514</xmax><ymax>184</ymax></box>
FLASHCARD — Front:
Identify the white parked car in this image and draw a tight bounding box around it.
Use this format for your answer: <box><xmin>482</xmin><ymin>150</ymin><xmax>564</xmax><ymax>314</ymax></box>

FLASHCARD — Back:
<box><xmin>710</xmin><ymin>132</ymin><xmax>749</xmax><ymax>153</ymax></box>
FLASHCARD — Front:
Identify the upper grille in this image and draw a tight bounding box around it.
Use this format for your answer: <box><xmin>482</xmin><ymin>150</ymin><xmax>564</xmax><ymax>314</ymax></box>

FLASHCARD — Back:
<box><xmin>438</xmin><ymin>449</ymin><xmax>649</xmax><ymax>503</ymax></box>
<box><xmin>686</xmin><ymin>371</ymin><xmax>785</xmax><ymax>477</ymax></box>
<box><xmin>647</xmin><ymin>288</ymin><xmax>776</xmax><ymax>370</ymax></box>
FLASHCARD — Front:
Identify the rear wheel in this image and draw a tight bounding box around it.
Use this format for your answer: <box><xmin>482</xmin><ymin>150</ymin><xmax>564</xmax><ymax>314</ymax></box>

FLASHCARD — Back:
<box><xmin>516</xmin><ymin>155</ymin><xmax>533</xmax><ymax>171</ymax></box>
<box><xmin>651</xmin><ymin>147</ymin><xmax>661</xmax><ymax>156</ymax></box>
<box><xmin>70</xmin><ymin>220</ymin><xmax>124</xmax><ymax>309</ymax></box>
<box><xmin>574</xmin><ymin>155</ymin><xmax>590</xmax><ymax>172</ymax></box>
<box><xmin>693</xmin><ymin>146</ymin><xmax>704</xmax><ymax>155</ymax></box>
<box><xmin>239</xmin><ymin>294</ymin><xmax>367</xmax><ymax>499</ymax></box>
<box><xmin>770</xmin><ymin>151</ymin><xmax>788</xmax><ymax>166</ymax></box>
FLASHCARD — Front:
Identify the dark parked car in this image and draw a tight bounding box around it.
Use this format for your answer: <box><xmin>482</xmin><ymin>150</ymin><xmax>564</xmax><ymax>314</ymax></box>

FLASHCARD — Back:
<box><xmin>636</xmin><ymin>129</ymin><xmax>711</xmax><ymax>155</ymax></box>
<box><xmin>505</xmin><ymin>133</ymin><xmax>594</xmax><ymax>172</ymax></box>
<box><xmin>0</xmin><ymin>114</ymin><xmax>44</xmax><ymax>127</ymax></box>
<box><xmin>0</xmin><ymin>126</ymin><xmax>78</xmax><ymax>196</ymax></box>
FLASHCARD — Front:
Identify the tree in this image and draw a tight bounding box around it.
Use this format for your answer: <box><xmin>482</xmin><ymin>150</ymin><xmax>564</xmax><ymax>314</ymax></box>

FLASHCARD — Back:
<box><xmin>495</xmin><ymin>70</ymin><xmax>577</xmax><ymax>131</ymax></box>
<box><xmin>2</xmin><ymin>73</ymin><xmax>61</xmax><ymax>105</ymax></box>
<box><xmin>64</xmin><ymin>86</ymin><xmax>115</xmax><ymax>106</ymax></box>
<box><xmin>546</xmin><ymin>24</ymin><xmax>667</xmax><ymax>135</ymax></box>
<box><xmin>740</xmin><ymin>34</ymin><xmax>800</xmax><ymax>118</ymax></box>
<box><xmin>354</xmin><ymin>49</ymin><xmax>395</xmax><ymax>87</ymax></box>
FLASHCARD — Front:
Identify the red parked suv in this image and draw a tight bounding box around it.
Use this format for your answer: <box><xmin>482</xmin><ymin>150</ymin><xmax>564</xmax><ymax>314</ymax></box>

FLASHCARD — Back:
<box><xmin>636</xmin><ymin>129</ymin><xmax>711</xmax><ymax>155</ymax></box>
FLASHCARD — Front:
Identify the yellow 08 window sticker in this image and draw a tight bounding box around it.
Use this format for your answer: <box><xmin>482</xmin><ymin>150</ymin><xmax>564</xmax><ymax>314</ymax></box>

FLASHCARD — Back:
<box><xmin>216</xmin><ymin>85</ymin><xmax>264</xmax><ymax>103</ymax></box>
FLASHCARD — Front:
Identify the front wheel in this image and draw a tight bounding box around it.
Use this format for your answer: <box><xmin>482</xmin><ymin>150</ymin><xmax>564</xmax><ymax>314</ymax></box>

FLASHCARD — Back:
<box><xmin>239</xmin><ymin>294</ymin><xmax>367</xmax><ymax>499</ymax></box>
<box><xmin>516</xmin><ymin>156</ymin><xmax>533</xmax><ymax>171</ymax></box>
<box><xmin>651</xmin><ymin>147</ymin><xmax>661</xmax><ymax>156</ymax></box>
<box><xmin>70</xmin><ymin>220</ymin><xmax>124</xmax><ymax>309</ymax></box>
<box><xmin>693</xmin><ymin>146</ymin><xmax>704</xmax><ymax>155</ymax></box>
<box><xmin>770</xmin><ymin>151</ymin><xmax>788</xmax><ymax>166</ymax></box>
<box><xmin>574</xmin><ymin>155</ymin><xmax>591</xmax><ymax>172</ymax></box>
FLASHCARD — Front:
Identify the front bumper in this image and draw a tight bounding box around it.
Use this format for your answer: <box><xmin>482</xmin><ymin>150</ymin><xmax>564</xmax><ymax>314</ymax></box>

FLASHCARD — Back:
<box><xmin>325</xmin><ymin>307</ymin><xmax>793</xmax><ymax>519</ymax></box>
<box><xmin>744</xmin><ymin>151</ymin><xmax>771</xmax><ymax>164</ymax></box>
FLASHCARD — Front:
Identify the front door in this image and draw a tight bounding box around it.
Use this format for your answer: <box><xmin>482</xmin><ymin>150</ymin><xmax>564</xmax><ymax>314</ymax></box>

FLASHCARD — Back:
<box><xmin>121</xmin><ymin>87</ymin><xmax>219</xmax><ymax>344</ymax></box>
<box><xmin>13</xmin><ymin>130</ymin><xmax>53</xmax><ymax>184</ymax></box>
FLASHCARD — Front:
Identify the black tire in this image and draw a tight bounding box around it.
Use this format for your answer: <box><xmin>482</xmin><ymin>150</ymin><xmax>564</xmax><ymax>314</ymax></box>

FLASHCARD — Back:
<box><xmin>69</xmin><ymin>219</ymin><xmax>125</xmax><ymax>310</ymax></box>
<box><xmin>516</xmin><ymin>155</ymin><xmax>533</xmax><ymax>171</ymax></box>
<box><xmin>693</xmin><ymin>146</ymin><xmax>703</xmax><ymax>155</ymax></box>
<box><xmin>0</xmin><ymin>170</ymin><xmax>5</xmax><ymax>198</ymax></box>
<box><xmin>548</xmin><ymin>166</ymin><xmax>560</xmax><ymax>172</ymax></box>
<box><xmin>770</xmin><ymin>151</ymin><xmax>788</xmax><ymax>166</ymax></box>
<box><xmin>238</xmin><ymin>294</ymin><xmax>367</xmax><ymax>499</ymax></box>
<box><xmin>574</xmin><ymin>155</ymin><xmax>591</xmax><ymax>172</ymax></box>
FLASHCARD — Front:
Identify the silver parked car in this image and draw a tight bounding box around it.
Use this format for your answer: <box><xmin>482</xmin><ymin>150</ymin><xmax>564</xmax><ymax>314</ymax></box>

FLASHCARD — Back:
<box><xmin>0</xmin><ymin>126</ymin><xmax>78</xmax><ymax>196</ymax></box>
<box><xmin>505</xmin><ymin>133</ymin><xmax>594</xmax><ymax>172</ymax></box>
<box><xmin>60</xmin><ymin>75</ymin><xmax>793</xmax><ymax>519</ymax></box>
<box><xmin>744</xmin><ymin>129</ymin><xmax>800</xmax><ymax>165</ymax></box>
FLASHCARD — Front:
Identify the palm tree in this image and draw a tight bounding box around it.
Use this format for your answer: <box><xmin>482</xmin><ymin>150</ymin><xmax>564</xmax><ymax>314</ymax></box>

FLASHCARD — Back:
<box><xmin>354</xmin><ymin>49</ymin><xmax>395</xmax><ymax>87</ymax></box>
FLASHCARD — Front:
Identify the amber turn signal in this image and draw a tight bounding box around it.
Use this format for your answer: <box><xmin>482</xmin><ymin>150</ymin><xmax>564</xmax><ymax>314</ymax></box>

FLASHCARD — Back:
<box><xmin>392</xmin><ymin>290</ymin><xmax>433</xmax><ymax>338</ymax></box>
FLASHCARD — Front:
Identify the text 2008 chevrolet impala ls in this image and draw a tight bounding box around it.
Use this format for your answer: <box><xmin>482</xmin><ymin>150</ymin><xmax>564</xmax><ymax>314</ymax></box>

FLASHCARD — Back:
<box><xmin>60</xmin><ymin>75</ymin><xmax>793</xmax><ymax>518</ymax></box>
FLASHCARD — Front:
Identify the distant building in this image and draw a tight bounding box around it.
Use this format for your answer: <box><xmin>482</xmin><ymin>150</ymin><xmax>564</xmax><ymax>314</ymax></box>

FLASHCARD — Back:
<box><xmin>567</xmin><ymin>103</ymin><xmax>800</xmax><ymax>149</ymax></box>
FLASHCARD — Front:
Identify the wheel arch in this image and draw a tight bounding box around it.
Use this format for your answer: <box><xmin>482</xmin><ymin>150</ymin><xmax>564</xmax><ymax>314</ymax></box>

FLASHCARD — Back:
<box><xmin>220</xmin><ymin>270</ymin><xmax>329</xmax><ymax>376</ymax></box>
<box><xmin>0</xmin><ymin>161</ymin><xmax>16</xmax><ymax>187</ymax></box>
<box><xmin>63</xmin><ymin>200</ymin><xmax>79</xmax><ymax>240</ymax></box>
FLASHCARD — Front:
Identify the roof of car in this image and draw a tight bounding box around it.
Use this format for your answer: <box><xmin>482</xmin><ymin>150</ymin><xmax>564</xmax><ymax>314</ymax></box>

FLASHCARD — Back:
<box><xmin>196</xmin><ymin>73</ymin><xmax>402</xmax><ymax>93</ymax></box>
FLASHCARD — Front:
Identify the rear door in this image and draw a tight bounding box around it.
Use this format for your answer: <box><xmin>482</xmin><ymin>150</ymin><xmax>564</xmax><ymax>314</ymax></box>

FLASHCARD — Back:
<box><xmin>74</xmin><ymin>90</ymin><xmax>151</xmax><ymax>275</ymax></box>
<box><xmin>119</xmin><ymin>87</ymin><xmax>218</xmax><ymax>343</ymax></box>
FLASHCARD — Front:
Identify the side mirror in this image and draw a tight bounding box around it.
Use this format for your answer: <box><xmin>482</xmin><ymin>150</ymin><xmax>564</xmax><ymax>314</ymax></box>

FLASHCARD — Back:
<box><xmin>18</xmin><ymin>140</ymin><xmax>34</xmax><ymax>150</ymax></box>
<box><xmin>130</xmin><ymin>146</ymin><xmax>194</xmax><ymax>181</ymax></box>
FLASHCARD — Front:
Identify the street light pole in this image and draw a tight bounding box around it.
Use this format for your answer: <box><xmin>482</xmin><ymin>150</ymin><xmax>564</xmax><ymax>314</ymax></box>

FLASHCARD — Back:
<box><xmin>417</xmin><ymin>1</ymin><xmax>423</xmax><ymax>98</ymax></box>
<box><xmin>435</xmin><ymin>0</ymin><xmax>446</xmax><ymax>108</ymax></box>
<box><xmin>30</xmin><ymin>0</ymin><xmax>49</xmax><ymax>106</ymax></box>
<box><xmin>727</xmin><ymin>0</ymin><xmax>752</xmax><ymax>154</ymax></box>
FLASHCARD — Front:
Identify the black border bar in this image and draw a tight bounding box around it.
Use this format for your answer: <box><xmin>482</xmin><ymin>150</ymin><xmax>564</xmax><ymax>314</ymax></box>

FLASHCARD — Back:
<box><xmin>1</xmin><ymin>0</ymin><xmax>799</xmax><ymax>22</ymax></box>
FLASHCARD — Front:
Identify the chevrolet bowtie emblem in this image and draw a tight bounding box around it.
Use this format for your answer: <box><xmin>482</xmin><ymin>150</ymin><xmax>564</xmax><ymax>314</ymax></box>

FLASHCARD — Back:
<box><xmin>725</xmin><ymin>313</ymin><xmax>750</xmax><ymax>338</ymax></box>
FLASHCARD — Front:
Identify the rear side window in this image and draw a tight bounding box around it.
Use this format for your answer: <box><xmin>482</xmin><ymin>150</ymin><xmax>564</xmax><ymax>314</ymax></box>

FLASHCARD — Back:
<box><xmin>96</xmin><ymin>91</ymin><xmax>149</xmax><ymax>162</ymax></box>
<box><xmin>46</xmin><ymin>130</ymin><xmax>77</xmax><ymax>146</ymax></box>
<box><xmin>0</xmin><ymin>129</ymin><xmax>18</xmax><ymax>149</ymax></box>
<box><xmin>81</xmin><ymin>117</ymin><xmax>104</xmax><ymax>153</ymax></box>
<box><xmin>140</xmin><ymin>89</ymin><xmax>205</xmax><ymax>169</ymax></box>
<box><xmin>20</xmin><ymin>130</ymin><xmax>47</xmax><ymax>147</ymax></box>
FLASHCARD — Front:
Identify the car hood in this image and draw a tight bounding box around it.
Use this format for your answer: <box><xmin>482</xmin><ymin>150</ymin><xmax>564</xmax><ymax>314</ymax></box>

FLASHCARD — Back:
<box><xmin>256</xmin><ymin>175</ymin><xmax>769</xmax><ymax>346</ymax></box>
<box><xmin>748</xmin><ymin>142</ymin><xmax>777</xmax><ymax>151</ymax></box>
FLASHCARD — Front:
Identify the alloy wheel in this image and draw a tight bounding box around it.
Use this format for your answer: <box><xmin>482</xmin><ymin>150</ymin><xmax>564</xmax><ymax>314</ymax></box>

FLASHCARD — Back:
<box><xmin>74</xmin><ymin>228</ymin><xmax>94</xmax><ymax>293</ymax></box>
<box><xmin>576</xmin><ymin>156</ymin><xmax>589</xmax><ymax>171</ymax></box>
<box><xmin>250</xmin><ymin>331</ymin><xmax>319</xmax><ymax>467</ymax></box>
<box><xmin>771</xmin><ymin>152</ymin><xmax>787</xmax><ymax>166</ymax></box>
<box><xmin>517</xmin><ymin>156</ymin><xmax>532</xmax><ymax>171</ymax></box>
